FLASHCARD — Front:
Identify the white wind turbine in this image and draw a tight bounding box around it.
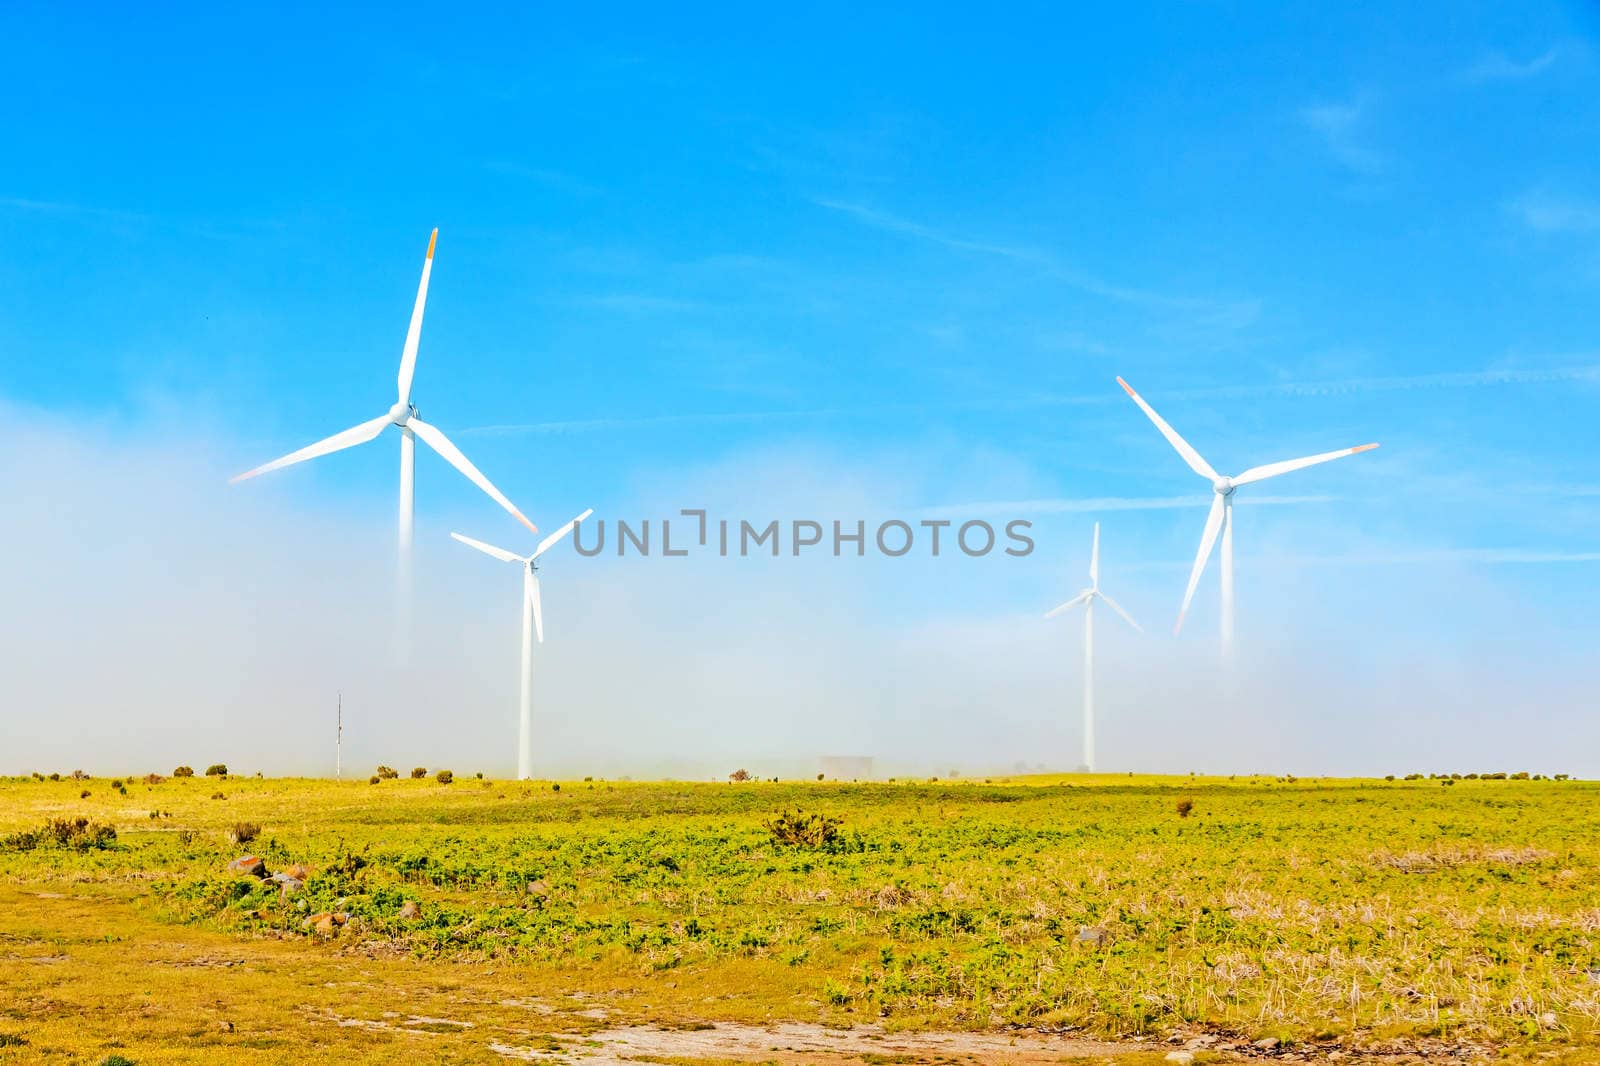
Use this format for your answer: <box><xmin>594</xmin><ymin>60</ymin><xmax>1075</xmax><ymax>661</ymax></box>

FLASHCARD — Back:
<box><xmin>452</xmin><ymin>509</ymin><xmax>593</xmax><ymax>780</ymax></box>
<box><xmin>1116</xmin><ymin>377</ymin><xmax>1378</xmax><ymax>655</ymax></box>
<box><xmin>1045</xmin><ymin>522</ymin><xmax>1141</xmax><ymax>773</ymax></box>
<box><xmin>229</xmin><ymin>229</ymin><xmax>538</xmax><ymax>624</ymax></box>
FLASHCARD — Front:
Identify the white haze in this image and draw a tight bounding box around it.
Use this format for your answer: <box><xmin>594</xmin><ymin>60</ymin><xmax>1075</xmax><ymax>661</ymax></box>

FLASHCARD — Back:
<box><xmin>2</xmin><ymin>399</ymin><xmax>1597</xmax><ymax>780</ymax></box>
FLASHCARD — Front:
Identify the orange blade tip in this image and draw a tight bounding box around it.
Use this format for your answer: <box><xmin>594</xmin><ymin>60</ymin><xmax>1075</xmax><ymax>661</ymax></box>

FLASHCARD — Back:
<box><xmin>1353</xmin><ymin>443</ymin><xmax>1379</xmax><ymax>453</ymax></box>
<box><xmin>426</xmin><ymin>229</ymin><xmax>438</xmax><ymax>259</ymax></box>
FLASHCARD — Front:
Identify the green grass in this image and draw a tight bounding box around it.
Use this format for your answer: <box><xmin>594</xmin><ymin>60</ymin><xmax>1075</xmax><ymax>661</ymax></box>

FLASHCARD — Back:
<box><xmin>1</xmin><ymin>771</ymin><xmax>1597</xmax><ymax>1059</ymax></box>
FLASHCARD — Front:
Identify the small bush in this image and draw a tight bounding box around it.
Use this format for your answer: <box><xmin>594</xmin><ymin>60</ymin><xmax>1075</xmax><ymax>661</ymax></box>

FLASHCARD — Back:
<box><xmin>211</xmin><ymin>791</ymin><xmax>225</xmax><ymax>800</ymax></box>
<box><xmin>80</xmin><ymin>789</ymin><xmax>91</xmax><ymax>799</ymax></box>
<box><xmin>71</xmin><ymin>770</ymin><xmax>88</xmax><ymax>781</ymax></box>
<box><xmin>0</xmin><ymin>1032</ymin><xmax>27</xmax><ymax>1047</ymax></box>
<box><xmin>435</xmin><ymin>769</ymin><xmax>453</xmax><ymax>785</ymax></box>
<box><xmin>176</xmin><ymin>829</ymin><xmax>200</xmax><ymax>846</ymax></box>
<box><xmin>205</xmin><ymin>764</ymin><xmax>228</xmax><ymax>777</ymax></box>
<box><xmin>552</xmin><ymin>783</ymin><xmax>560</xmax><ymax>792</ymax></box>
<box><xmin>376</xmin><ymin>765</ymin><xmax>399</xmax><ymax>780</ymax></box>
<box><xmin>144</xmin><ymin>773</ymin><xmax>165</xmax><ymax>785</ymax></box>
<box><xmin>764</xmin><ymin>808</ymin><xmax>841</xmax><ymax>848</ymax></box>
<box><xmin>729</xmin><ymin>768</ymin><xmax>751</xmax><ymax>782</ymax></box>
<box><xmin>172</xmin><ymin>765</ymin><xmax>195</xmax><ymax>778</ymax></box>
<box><xmin>228</xmin><ymin>822</ymin><xmax>260</xmax><ymax>845</ymax></box>
<box><xmin>101</xmin><ymin>1056</ymin><xmax>136</xmax><ymax>1066</ymax></box>
<box><xmin>817</xmin><ymin>773</ymin><xmax>825</xmax><ymax>781</ymax></box>
<box><xmin>369</xmin><ymin>775</ymin><xmax>380</xmax><ymax>785</ymax></box>
<box><xmin>475</xmin><ymin>771</ymin><xmax>483</xmax><ymax>779</ymax></box>
<box><xmin>2</xmin><ymin>817</ymin><xmax>117</xmax><ymax>852</ymax></box>
<box><xmin>410</xmin><ymin>767</ymin><xmax>427</xmax><ymax>779</ymax></box>
<box><xmin>1176</xmin><ymin>798</ymin><xmax>1195</xmax><ymax>818</ymax></box>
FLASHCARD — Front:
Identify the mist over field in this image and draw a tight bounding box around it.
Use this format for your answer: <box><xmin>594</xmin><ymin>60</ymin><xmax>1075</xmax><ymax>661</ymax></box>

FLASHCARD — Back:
<box><xmin>4</xmin><ymin>397</ymin><xmax>1595</xmax><ymax>780</ymax></box>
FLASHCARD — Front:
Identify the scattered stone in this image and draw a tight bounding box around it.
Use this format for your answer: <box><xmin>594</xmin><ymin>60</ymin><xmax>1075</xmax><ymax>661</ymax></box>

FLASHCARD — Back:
<box><xmin>314</xmin><ymin>913</ymin><xmax>337</xmax><ymax>937</ymax></box>
<box><xmin>1165</xmin><ymin>1052</ymin><xmax>1195</xmax><ymax>1065</ymax></box>
<box><xmin>526</xmin><ymin>879</ymin><xmax>550</xmax><ymax>898</ymax></box>
<box><xmin>1076</xmin><ymin>925</ymin><xmax>1108</xmax><ymax>946</ymax></box>
<box><xmin>284</xmin><ymin>863</ymin><xmax>311</xmax><ymax>880</ymax></box>
<box><xmin>1255</xmin><ymin>1037</ymin><xmax>1282</xmax><ymax>1050</ymax></box>
<box><xmin>268</xmin><ymin>872</ymin><xmax>303</xmax><ymax>896</ymax></box>
<box><xmin>398</xmin><ymin>900</ymin><xmax>422</xmax><ymax>920</ymax></box>
<box><xmin>1539</xmin><ymin>1012</ymin><xmax>1559</xmax><ymax>1029</ymax></box>
<box><xmin>332</xmin><ymin>912</ymin><xmax>350</xmax><ymax>926</ymax></box>
<box><xmin>217</xmin><ymin>1020</ymin><xmax>234</xmax><ymax>1033</ymax></box>
<box><xmin>1185</xmin><ymin>1035</ymin><xmax>1218</xmax><ymax>1048</ymax></box>
<box><xmin>226</xmin><ymin>855</ymin><xmax>266</xmax><ymax>878</ymax></box>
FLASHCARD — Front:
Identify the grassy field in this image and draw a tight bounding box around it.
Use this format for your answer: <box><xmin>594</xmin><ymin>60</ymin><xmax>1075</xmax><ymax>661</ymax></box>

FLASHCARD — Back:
<box><xmin>2</xmin><ymin>771</ymin><xmax>1598</xmax><ymax>1063</ymax></box>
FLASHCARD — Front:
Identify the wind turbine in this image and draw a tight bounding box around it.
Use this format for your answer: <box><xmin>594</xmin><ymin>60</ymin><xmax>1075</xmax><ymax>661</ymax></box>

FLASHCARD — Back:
<box><xmin>229</xmin><ymin>229</ymin><xmax>538</xmax><ymax>623</ymax></box>
<box><xmin>452</xmin><ymin>509</ymin><xmax>593</xmax><ymax>780</ymax></box>
<box><xmin>1116</xmin><ymin>377</ymin><xmax>1378</xmax><ymax>655</ymax></box>
<box><xmin>1045</xmin><ymin>522</ymin><xmax>1141</xmax><ymax>773</ymax></box>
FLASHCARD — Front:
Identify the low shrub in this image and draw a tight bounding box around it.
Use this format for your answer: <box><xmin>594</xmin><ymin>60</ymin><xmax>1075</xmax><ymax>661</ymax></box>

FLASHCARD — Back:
<box><xmin>2</xmin><ymin>817</ymin><xmax>117</xmax><ymax>852</ymax></box>
<box><xmin>376</xmin><ymin>765</ymin><xmax>399</xmax><ymax>780</ymax></box>
<box><xmin>204</xmin><ymin>764</ymin><xmax>228</xmax><ymax>777</ymax></box>
<box><xmin>172</xmin><ymin>765</ymin><xmax>195</xmax><ymax>778</ymax></box>
<box><xmin>764</xmin><ymin>808</ymin><xmax>841</xmax><ymax>848</ymax></box>
<box><xmin>410</xmin><ymin>767</ymin><xmax>427</xmax><ymax>780</ymax></box>
<box><xmin>228</xmin><ymin>822</ymin><xmax>260</xmax><ymax>845</ymax></box>
<box><xmin>1176</xmin><ymin>797</ymin><xmax>1195</xmax><ymax>817</ymax></box>
<box><xmin>435</xmin><ymin>769</ymin><xmax>453</xmax><ymax>785</ymax></box>
<box><xmin>369</xmin><ymin>775</ymin><xmax>380</xmax><ymax>785</ymax></box>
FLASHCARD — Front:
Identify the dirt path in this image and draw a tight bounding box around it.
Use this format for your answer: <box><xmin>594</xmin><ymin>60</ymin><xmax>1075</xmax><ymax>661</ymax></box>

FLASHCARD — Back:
<box><xmin>0</xmin><ymin>882</ymin><xmax>1163</xmax><ymax>1064</ymax></box>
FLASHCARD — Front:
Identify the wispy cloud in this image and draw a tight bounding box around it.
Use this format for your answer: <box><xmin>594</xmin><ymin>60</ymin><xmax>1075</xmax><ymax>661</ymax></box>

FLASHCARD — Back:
<box><xmin>920</xmin><ymin>495</ymin><xmax>1335</xmax><ymax>519</ymax></box>
<box><xmin>1125</xmin><ymin>547</ymin><xmax>1600</xmax><ymax>572</ymax></box>
<box><xmin>1298</xmin><ymin>99</ymin><xmax>1386</xmax><ymax>176</ymax></box>
<box><xmin>459</xmin><ymin>361</ymin><xmax>1600</xmax><ymax>437</ymax></box>
<box><xmin>809</xmin><ymin>197</ymin><xmax>1259</xmax><ymax>322</ymax></box>
<box><xmin>1510</xmin><ymin>190</ymin><xmax>1600</xmax><ymax>234</ymax></box>
<box><xmin>574</xmin><ymin>293</ymin><xmax>707</xmax><ymax>314</ymax></box>
<box><xmin>482</xmin><ymin>161</ymin><xmax>602</xmax><ymax>197</ymax></box>
<box><xmin>1465</xmin><ymin>48</ymin><xmax>1560</xmax><ymax>83</ymax></box>
<box><xmin>0</xmin><ymin>196</ymin><xmax>146</xmax><ymax>223</ymax></box>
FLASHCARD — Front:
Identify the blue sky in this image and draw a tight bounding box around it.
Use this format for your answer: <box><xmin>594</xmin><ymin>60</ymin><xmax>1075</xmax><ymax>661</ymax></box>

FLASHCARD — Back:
<box><xmin>3</xmin><ymin>4</ymin><xmax>1600</xmax><ymax>774</ymax></box>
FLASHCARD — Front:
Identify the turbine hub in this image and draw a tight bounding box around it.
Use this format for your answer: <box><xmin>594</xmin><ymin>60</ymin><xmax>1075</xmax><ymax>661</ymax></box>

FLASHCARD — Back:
<box><xmin>1213</xmin><ymin>477</ymin><xmax>1235</xmax><ymax>496</ymax></box>
<box><xmin>388</xmin><ymin>401</ymin><xmax>413</xmax><ymax>426</ymax></box>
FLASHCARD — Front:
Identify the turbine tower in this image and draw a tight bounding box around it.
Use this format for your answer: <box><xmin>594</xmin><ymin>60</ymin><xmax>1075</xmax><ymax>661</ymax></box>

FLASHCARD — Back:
<box><xmin>1045</xmin><ymin>523</ymin><xmax>1141</xmax><ymax>773</ymax></box>
<box><xmin>229</xmin><ymin>230</ymin><xmax>538</xmax><ymax>632</ymax></box>
<box><xmin>1116</xmin><ymin>377</ymin><xmax>1378</xmax><ymax>656</ymax></box>
<box><xmin>452</xmin><ymin>509</ymin><xmax>592</xmax><ymax>780</ymax></box>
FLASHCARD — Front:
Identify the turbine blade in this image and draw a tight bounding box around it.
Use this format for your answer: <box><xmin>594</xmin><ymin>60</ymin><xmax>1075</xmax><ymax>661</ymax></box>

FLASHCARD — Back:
<box><xmin>1232</xmin><ymin>443</ymin><xmax>1380</xmax><ymax>486</ymax></box>
<box><xmin>409</xmin><ymin>418</ymin><xmax>538</xmax><ymax>534</ymax></box>
<box><xmin>1044</xmin><ymin>591</ymin><xmax>1092</xmax><ymax>619</ymax></box>
<box><xmin>449</xmin><ymin>531</ymin><xmax>523</xmax><ymax>564</ymax></box>
<box><xmin>1096</xmin><ymin>591</ymin><xmax>1143</xmax><ymax>633</ymax></box>
<box><xmin>228</xmin><ymin>413</ymin><xmax>391</xmax><ymax>483</ymax></box>
<box><xmin>1176</xmin><ymin>493</ymin><xmax>1225</xmax><ymax>634</ymax></box>
<box><xmin>1089</xmin><ymin>521</ymin><xmax>1100</xmax><ymax>587</ymax></box>
<box><xmin>526</xmin><ymin>568</ymin><xmax>544</xmax><ymax>644</ymax></box>
<box><xmin>532</xmin><ymin>508</ymin><xmax>595</xmax><ymax>560</ymax></box>
<box><xmin>1116</xmin><ymin>377</ymin><xmax>1218</xmax><ymax>481</ymax></box>
<box><xmin>397</xmin><ymin>228</ymin><xmax>437</xmax><ymax>406</ymax></box>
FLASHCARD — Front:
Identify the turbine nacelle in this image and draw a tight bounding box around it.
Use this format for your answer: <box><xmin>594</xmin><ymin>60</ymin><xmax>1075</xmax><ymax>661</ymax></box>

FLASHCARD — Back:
<box><xmin>1212</xmin><ymin>476</ymin><xmax>1235</xmax><ymax>496</ymax></box>
<box><xmin>388</xmin><ymin>401</ymin><xmax>417</xmax><ymax>427</ymax></box>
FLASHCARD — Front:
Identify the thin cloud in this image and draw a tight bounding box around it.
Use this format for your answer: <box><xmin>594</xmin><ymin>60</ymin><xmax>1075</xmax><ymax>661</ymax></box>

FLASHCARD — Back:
<box><xmin>1510</xmin><ymin>190</ymin><xmax>1600</xmax><ymax>234</ymax></box>
<box><xmin>920</xmin><ymin>494</ymin><xmax>1335</xmax><ymax>519</ymax></box>
<box><xmin>574</xmin><ymin>293</ymin><xmax>707</xmax><ymax>314</ymax></box>
<box><xmin>459</xmin><ymin>362</ymin><xmax>1600</xmax><ymax>437</ymax></box>
<box><xmin>1465</xmin><ymin>48</ymin><xmax>1560</xmax><ymax>83</ymax></box>
<box><xmin>809</xmin><ymin>197</ymin><xmax>1258</xmax><ymax>321</ymax></box>
<box><xmin>1298</xmin><ymin>100</ymin><xmax>1386</xmax><ymax>176</ymax></box>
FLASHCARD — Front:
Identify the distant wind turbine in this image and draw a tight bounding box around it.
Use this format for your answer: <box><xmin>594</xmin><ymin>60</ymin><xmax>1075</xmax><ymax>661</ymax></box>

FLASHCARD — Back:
<box><xmin>229</xmin><ymin>230</ymin><xmax>538</xmax><ymax>624</ymax></box>
<box><xmin>1116</xmin><ymin>377</ymin><xmax>1378</xmax><ymax>655</ymax></box>
<box><xmin>1045</xmin><ymin>523</ymin><xmax>1141</xmax><ymax>773</ymax></box>
<box><xmin>452</xmin><ymin>509</ymin><xmax>593</xmax><ymax>780</ymax></box>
